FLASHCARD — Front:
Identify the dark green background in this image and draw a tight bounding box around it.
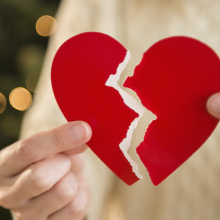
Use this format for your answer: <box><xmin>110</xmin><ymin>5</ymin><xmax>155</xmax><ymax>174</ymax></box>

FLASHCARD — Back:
<box><xmin>0</xmin><ymin>0</ymin><xmax>60</xmax><ymax>218</ymax></box>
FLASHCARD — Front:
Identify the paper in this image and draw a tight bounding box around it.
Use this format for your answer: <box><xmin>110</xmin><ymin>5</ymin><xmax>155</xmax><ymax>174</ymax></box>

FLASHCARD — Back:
<box><xmin>52</xmin><ymin>33</ymin><xmax>220</xmax><ymax>186</ymax></box>
<box><xmin>52</xmin><ymin>32</ymin><xmax>139</xmax><ymax>185</ymax></box>
<box><xmin>124</xmin><ymin>36</ymin><xmax>220</xmax><ymax>185</ymax></box>
<box><xmin>105</xmin><ymin>50</ymin><xmax>145</xmax><ymax>179</ymax></box>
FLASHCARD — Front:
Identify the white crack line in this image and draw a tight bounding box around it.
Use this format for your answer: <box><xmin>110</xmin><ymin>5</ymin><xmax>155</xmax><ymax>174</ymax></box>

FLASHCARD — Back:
<box><xmin>105</xmin><ymin>51</ymin><xmax>145</xmax><ymax>179</ymax></box>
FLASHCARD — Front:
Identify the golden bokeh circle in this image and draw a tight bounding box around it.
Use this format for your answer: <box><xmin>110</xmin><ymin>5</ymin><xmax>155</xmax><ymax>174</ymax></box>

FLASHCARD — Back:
<box><xmin>36</xmin><ymin>15</ymin><xmax>57</xmax><ymax>37</ymax></box>
<box><xmin>0</xmin><ymin>93</ymin><xmax>7</xmax><ymax>114</ymax></box>
<box><xmin>9</xmin><ymin>87</ymin><xmax>32</xmax><ymax>111</ymax></box>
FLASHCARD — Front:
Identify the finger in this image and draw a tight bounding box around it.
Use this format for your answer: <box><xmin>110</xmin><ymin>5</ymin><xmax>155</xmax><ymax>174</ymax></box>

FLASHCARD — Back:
<box><xmin>63</xmin><ymin>143</ymin><xmax>88</xmax><ymax>156</ymax></box>
<box><xmin>207</xmin><ymin>92</ymin><xmax>220</xmax><ymax>119</ymax></box>
<box><xmin>3</xmin><ymin>154</ymin><xmax>71</xmax><ymax>208</ymax></box>
<box><xmin>0</xmin><ymin>121</ymin><xmax>92</xmax><ymax>177</ymax></box>
<box><xmin>21</xmin><ymin>172</ymin><xmax>78</xmax><ymax>219</ymax></box>
<box><xmin>67</xmin><ymin>153</ymin><xmax>86</xmax><ymax>178</ymax></box>
<box><xmin>48</xmin><ymin>180</ymin><xmax>90</xmax><ymax>220</ymax></box>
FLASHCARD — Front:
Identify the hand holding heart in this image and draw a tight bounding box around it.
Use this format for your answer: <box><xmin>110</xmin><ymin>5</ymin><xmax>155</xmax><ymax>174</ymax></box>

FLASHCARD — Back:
<box><xmin>0</xmin><ymin>74</ymin><xmax>219</xmax><ymax>220</ymax></box>
<box><xmin>0</xmin><ymin>93</ymin><xmax>219</xmax><ymax>220</ymax></box>
<box><xmin>0</xmin><ymin>121</ymin><xmax>91</xmax><ymax>220</ymax></box>
<box><xmin>0</xmin><ymin>93</ymin><xmax>220</xmax><ymax>220</ymax></box>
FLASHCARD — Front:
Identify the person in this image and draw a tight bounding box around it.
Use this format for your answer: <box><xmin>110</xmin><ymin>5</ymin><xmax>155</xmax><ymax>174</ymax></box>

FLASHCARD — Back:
<box><xmin>1</xmin><ymin>0</ymin><xmax>220</xmax><ymax>219</ymax></box>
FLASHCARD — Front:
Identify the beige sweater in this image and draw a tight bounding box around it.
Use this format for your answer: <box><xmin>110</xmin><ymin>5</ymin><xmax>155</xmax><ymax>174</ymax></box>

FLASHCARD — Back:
<box><xmin>18</xmin><ymin>0</ymin><xmax>220</xmax><ymax>219</ymax></box>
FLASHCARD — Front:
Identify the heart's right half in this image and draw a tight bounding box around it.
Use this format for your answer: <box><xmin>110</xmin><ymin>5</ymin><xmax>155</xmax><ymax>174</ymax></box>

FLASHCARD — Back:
<box><xmin>124</xmin><ymin>37</ymin><xmax>220</xmax><ymax>185</ymax></box>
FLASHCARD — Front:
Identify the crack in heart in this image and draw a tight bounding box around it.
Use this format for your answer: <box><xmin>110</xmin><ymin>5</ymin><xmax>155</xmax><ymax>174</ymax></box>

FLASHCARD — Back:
<box><xmin>105</xmin><ymin>50</ymin><xmax>146</xmax><ymax>180</ymax></box>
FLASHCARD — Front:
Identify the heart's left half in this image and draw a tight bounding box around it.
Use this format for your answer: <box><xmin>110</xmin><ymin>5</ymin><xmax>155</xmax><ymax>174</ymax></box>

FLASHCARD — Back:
<box><xmin>51</xmin><ymin>32</ymin><xmax>139</xmax><ymax>185</ymax></box>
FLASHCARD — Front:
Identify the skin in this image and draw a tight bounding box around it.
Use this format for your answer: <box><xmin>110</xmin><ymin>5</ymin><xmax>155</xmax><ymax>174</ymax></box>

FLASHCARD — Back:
<box><xmin>0</xmin><ymin>93</ymin><xmax>220</xmax><ymax>220</ymax></box>
<box><xmin>0</xmin><ymin>121</ymin><xmax>92</xmax><ymax>220</ymax></box>
<box><xmin>206</xmin><ymin>92</ymin><xmax>220</xmax><ymax>119</ymax></box>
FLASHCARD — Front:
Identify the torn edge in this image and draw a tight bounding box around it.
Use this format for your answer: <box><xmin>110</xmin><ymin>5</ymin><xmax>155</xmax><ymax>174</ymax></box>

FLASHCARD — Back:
<box><xmin>105</xmin><ymin>51</ymin><xmax>145</xmax><ymax>179</ymax></box>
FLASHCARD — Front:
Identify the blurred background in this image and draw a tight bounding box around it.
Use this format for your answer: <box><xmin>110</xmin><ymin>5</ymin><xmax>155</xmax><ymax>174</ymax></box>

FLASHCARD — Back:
<box><xmin>0</xmin><ymin>0</ymin><xmax>60</xmax><ymax>218</ymax></box>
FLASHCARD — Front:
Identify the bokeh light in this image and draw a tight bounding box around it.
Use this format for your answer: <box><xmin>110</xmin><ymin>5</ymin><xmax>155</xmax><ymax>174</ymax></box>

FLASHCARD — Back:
<box><xmin>0</xmin><ymin>93</ymin><xmax>7</xmax><ymax>114</ymax></box>
<box><xmin>36</xmin><ymin>15</ymin><xmax>57</xmax><ymax>37</ymax></box>
<box><xmin>9</xmin><ymin>87</ymin><xmax>32</xmax><ymax>111</ymax></box>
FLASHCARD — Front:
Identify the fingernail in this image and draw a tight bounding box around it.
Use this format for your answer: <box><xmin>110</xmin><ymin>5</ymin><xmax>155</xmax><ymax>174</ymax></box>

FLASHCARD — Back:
<box><xmin>208</xmin><ymin>94</ymin><xmax>220</xmax><ymax>114</ymax></box>
<box><xmin>69</xmin><ymin>123</ymin><xmax>89</xmax><ymax>141</ymax></box>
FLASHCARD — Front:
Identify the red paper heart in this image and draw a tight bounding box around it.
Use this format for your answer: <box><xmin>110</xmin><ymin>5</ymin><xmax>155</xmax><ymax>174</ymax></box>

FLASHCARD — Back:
<box><xmin>51</xmin><ymin>32</ymin><xmax>220</xmax><ymax>186</ymax></box>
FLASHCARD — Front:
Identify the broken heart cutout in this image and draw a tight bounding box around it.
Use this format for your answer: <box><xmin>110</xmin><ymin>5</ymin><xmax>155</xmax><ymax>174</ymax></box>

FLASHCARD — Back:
<box><xmin>51</xmin><ymin>32</ymin><xmax>220</xmax><ymax>186</ymax></box>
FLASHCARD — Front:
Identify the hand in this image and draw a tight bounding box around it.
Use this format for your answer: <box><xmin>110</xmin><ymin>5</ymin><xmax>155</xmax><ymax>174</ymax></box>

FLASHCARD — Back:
<box><xmin>0</xmin><ymin>121</ymin><xmax>92</xmax><ymax>220</ymax></box>
<box><xmin>207</xmin><ymin>92</ymin><xmax>220</xmax><ymax>119</ymax></box>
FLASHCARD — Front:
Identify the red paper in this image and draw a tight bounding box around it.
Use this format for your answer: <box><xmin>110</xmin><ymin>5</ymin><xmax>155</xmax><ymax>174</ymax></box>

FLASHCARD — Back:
<box><xmin>124</xmin><ymin>37</ymin><xmax>220</xmax><ymax>185</ymax></box>
<box><xmin>51</xmin><ymin>32</ymin><xmax>139</xmax><ymax>185</ymax></box>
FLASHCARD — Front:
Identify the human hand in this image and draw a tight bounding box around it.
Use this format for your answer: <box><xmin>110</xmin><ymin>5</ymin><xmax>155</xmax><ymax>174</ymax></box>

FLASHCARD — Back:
<box><xmin>207</xmin><ymin>92</ymin><xmax>220</xmax><ymax>119</ymax></box>
<box><xmin>0</xmin><ymin>121</ymin><xmax>92</xmax><ymax>220</ymax></box>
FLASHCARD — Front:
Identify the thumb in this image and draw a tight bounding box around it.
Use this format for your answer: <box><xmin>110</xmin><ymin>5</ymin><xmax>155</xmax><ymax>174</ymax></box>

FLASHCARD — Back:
<box><xmin>62</xmin><ymin>121</ymin><xmax>92</xmax><ymax>156</ymax></box>
<box><xmin>207</xmin><ymin>92</ymin><xmax>220</xmax><ymax>119</ymax></box>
